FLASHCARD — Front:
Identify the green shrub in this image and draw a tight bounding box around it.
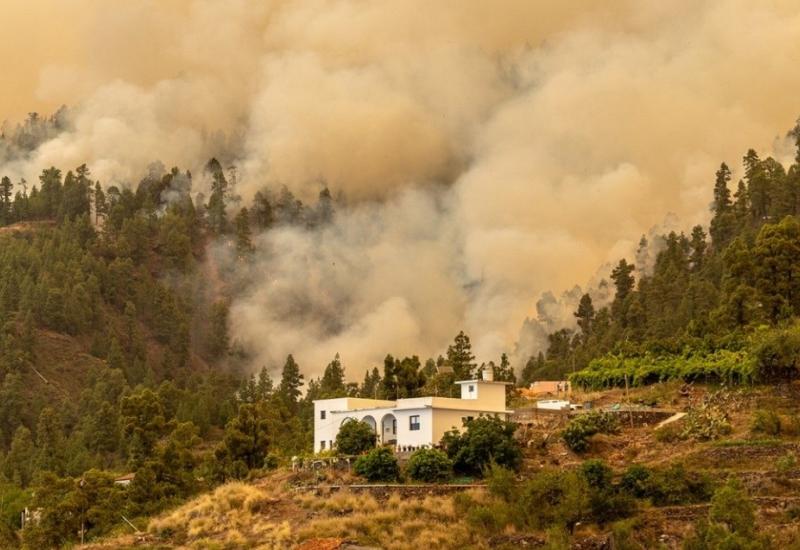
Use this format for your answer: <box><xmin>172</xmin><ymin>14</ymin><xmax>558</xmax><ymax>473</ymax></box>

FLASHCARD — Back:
<box><xmin>486</xmin><ymin>463</ymin><xmax>518</xmax><ymax>502</ymax></box>
<box><xmin>750</xmin><ymin>409</ymin><xmax>781</xmax><ymax>436</ymax></box>
<box><xmin>542</xmin><ymin>526</ymin><xmax>570</xmax><ymax>550</ymax></box>
<box><xmin>441</xmin><ymin>416</ymin><xmax>522</xmax><ymax>476</ymax></box>
<box><xmin>589</xmin><ymin>490</ymin><xmax>636</xmax><ymax>526</ymax></box>
<box><xmin>753</xmin><ymin>327</ymin><xmax>800</xmax><ymax>381</ymax></box>
<box><xmin>0</xmin><ymin>521</ymin><xmax>18</xmax><ymax>550</ymax></box>
<box><xmin>580</xmin><ymin>459</ymin><xmax>613</xmax><ymax>490</ymax></box>
<box><xmin>609</xmin><ymin>518</ymin><xmax>645</xmax><ymax>550</ymax></box>
<box><xmin>681</xmin><ymin>398</ymin><xmax>732</xmax><ymax>441</ymax></box>
<box><xmin>654</xmin><ymin>423</ymin><xmax>683</xmax><ymax>443</ymax></box>
<box><xmin>684</xmin><ymin>480</ymin><xmax>768</xmax><ymax>550</ymax></box>
<box><xmin>466</xmin><ymin>503</ymin><xmax>511</xmax><ymax>535</ymax></box>
<box><xmin>579</xmin><ymin>459</ymin><xmax>635</xmax><ymax>525</ymax></box>
<box><xmin>336</xmin><ymin>420</ymin><xmax>377</xmax><ymax>455</ymax></box>
<box><xmin>263</xmin><ymin>453</ymin><xmax>280</xmax><ymax>470</ymax></box>
<box><xmin>562</xmin><ymin>411</ymin><xmax>619</xmax><ymax>453</ymax></box>
<box><xmin>517</xmin><ymin>470</ymin><xmax>589</xmax><ymax>532</ymax></box>
<box><xmin>776</xmin><ymin>452</ymin><xmax>797</xmax><ymax>475</ymax></box>
<box><xmin>405</xmin><ymin>448</ymin><xmax>453</xmax><ymax>483</ymax></box>
<box><xmin>642</xmin><ymin>464</ymin><xmax>713</xmax><ymax>506</ymax></box>
<box><xmin>353</xmin><ymin>447</ymin><xmax>399</xmax><ymax>482</ymax></box>
<box><xmin>620</xmin><ymin>465</ymin><xmax>651</xmax><ymax>499</ymax></box>
<box><xmin>619</xmin><ymin>463</ymin><xmax>712</xmax><ymax>506</ymax></box>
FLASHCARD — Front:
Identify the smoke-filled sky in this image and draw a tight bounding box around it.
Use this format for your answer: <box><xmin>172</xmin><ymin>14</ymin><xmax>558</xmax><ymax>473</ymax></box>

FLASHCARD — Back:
<box><xmin>4</xmin><ymin>0</ymin><xmax>800</xmax><ymax>377</ymax></box>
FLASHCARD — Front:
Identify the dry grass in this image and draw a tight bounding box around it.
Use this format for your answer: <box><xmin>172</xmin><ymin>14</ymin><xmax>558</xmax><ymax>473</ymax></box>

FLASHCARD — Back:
<box><xmin>146</xmin><ymin>479</ymin><xmax>488</xmax><ymax>550</ymax></box>
<box><xmin>149</xmin><ymin>482</ymin><xmax>293</xmax><ymax>549</ymax></box>
<box><xmin>295</xmin><ymin>490</ymin><xmax>486</xmax><ymax>550</ymax></box>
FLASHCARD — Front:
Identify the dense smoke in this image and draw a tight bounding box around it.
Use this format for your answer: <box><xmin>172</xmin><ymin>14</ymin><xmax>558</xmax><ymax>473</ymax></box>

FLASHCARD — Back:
<box><xmin>4</xmin><ymin>0</ymin><xmax>800</xmax><ymax>376</ymax></box>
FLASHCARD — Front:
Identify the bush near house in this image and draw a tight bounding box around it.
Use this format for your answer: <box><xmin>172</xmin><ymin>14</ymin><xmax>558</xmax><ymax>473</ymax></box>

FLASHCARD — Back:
<box><xmin>335</xmin><ymin>420</ymin><xmax>376</xmax><ymax>455</ymax></box>
<box><xmin>353</xmin><ymin>447</ymin><xmax>399</xmax><ymax>482</ymax></box>
<box><xmin>406</xmin><ymin>449</ymin><xmax>453</xmax><ymax>483</ymax></box>
<box><xmin>441</xmin><ymin>416</ymin><xmax>522</xmax><ymax>476</ymax></box>
<box><xmin>562</xmin><ymin>411</ymin><xmax>619</xmax><ymax>453</ymax></box>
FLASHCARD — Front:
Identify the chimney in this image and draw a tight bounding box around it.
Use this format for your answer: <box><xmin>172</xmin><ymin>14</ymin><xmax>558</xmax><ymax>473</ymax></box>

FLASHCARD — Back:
<box><xmin>482</xmin><ymin>366</ymin><xmax>494</xmax><ymax>382</ymax></box>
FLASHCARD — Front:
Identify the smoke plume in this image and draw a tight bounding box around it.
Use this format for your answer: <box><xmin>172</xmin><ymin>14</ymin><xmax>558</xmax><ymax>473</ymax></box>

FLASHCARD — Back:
<box><xmin>4</xmin><ymin>0</ymin><xmax>800</xmax><ymax>376</ymax></box>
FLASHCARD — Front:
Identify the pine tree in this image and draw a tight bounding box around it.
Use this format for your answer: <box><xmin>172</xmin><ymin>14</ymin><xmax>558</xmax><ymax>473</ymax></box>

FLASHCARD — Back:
<box><xmin>446</xmin><ymin>331</ymin><xmax>477</xmax><ymax>379</ymax></box>
<box><xmin>4</xmin><ymin>426</ymin><xmax>35</xmax><ymax>486</ymax></box>
<box><xmin>360</xmin><ymin>367</ymin><xmax>381</xmax><ymax>398</ymax></box>
<box><xmin>520</xmin><ymin>351</ymin><xmax>546</xmax><ymax>387</ymax></box>
<box><xmin>205</xmin><ymin>158</ymin><xmax>228</xmax><ymax>233</ymax></box>
<box><xmin>574</xmin><ymin>294</ymin><xmax>595</xmax><ymax>338</ymax></box>
<box><xmin>219</xmin><ymin>403</ymin><xmax>270</xmax><ymax>472</ymax></box>
<box><xmin>689</xmin><ymin>225</ymin><xmax>708</xmax><ymax>272</ymax></box>
<box><xmin>786</xmin><ymin>117</ymin><xmax>800</xmax><ymax>165</ymax></box>
<box><xmin>106</xmin><ymin>337</ymin><xmax>126</xmax><ymax>371</ymax></box>
<box><xmin>381</xmin><ymin>354</ymin><xmax>398</xmax><ymax>399</ymax></box>
<box><xmin>277</xmin><ymin>355</ymin><xmax>303</xmax><ymax>412</ymax></box>
<box><xmin>0</xmin><ymin>176</ymin><xmax>13</xmax><ymax>225</ymax></box>
<box><xmin>256</xmin><ymin>366</ymin><xmax>274</xmax><ymax>401</ymax></box>
<box><xmin>252</xmin><ymin>191</ymin><xmax>274</xmax><ymax>229</ymax></box>
<box><xmin>320</xmin><ymin>353</ymin><xmax>347</xmax><ymax>397</ymax></box>
<box><xmin>208</xmin><ymin>300</ymin><xmax>230</xmax><ymax>358</ymax></box>
<box><xmin>495</xmin><ymin>353</ymin><xmax>516</xmax><ymax>383</ymax></box>
<box><xmin>744</xmin><ymin>149</ymin><xmax>770</xmax><ymax>220</ymax></box>
<box><xmin>610</xmin><ymin>259</ymin><xmax>635</xmax><ymax>322</ymax></box>
<box><xmin>34</xmin><ymin>407</ymin><xmax>66</xmax><ymax>475</ymax></box>
<box><xmin>316</xmin><ymin>187</ymin><xmax>335</xmax><ymax>225</ymax></box>
<box><xmin>712</xmin><ymin>162</ymin><xmax>732</xmax><ymax>214</ymax></box>
<box><xmin>733</xmin><ymin>179</ymin><xmax>749</xmax><ymax>220</ymax></box>
<box><xmin>94</xmin><ymin>182</ymin><xmax>106</xmax><ymax>225</ymax></box>
<box><xmin>234</xmin><ymin>207</ymin><xmax>254</xmax><ymax>257</ymax></box>
<box><xmin>120</xmin><ymin>388</ymin><xmax>169</xmax><ymax>465</ymax></box>
<box><xmin>635</xmin><ymin>235</ymin><xmax>649</xmax><ymax>273</ymax></box>
<box><xmin>394</xmin><ymin>356</ymin><xmax>426</xmax><ymax>398</ymax></box>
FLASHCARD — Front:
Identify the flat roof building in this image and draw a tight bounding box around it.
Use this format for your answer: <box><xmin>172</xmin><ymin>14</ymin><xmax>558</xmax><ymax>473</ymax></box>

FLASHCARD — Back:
<box><xmin>313</xmin><ymin>370</ymin><xmax>513</xmax><ymax>453</ymax></box>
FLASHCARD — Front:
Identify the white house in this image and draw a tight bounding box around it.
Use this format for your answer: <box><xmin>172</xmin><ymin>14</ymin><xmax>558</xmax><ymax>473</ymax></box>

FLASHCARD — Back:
<box><xmin>313</xmin><ymin>369</ymin><xmax>513</xmax><ymax>453</ymax></box>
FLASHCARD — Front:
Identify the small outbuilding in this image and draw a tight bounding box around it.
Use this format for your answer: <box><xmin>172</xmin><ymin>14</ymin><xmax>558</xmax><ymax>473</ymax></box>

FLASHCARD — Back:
<box><xmin>114</xmin><ymin>473</ymin><xmax>136</xmax><ymax>486</ymax></box>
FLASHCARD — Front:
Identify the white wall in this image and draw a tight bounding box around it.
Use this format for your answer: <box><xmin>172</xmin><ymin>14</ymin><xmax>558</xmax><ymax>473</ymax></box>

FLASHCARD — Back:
<box><xmin>312</xmin><ymin>388</ymin><xmax>511</xmax><ymax>452</ymax></box>
<box><xmin>314</xmin><ymin>398</ymin><xmax>350</xmax><ymax>453</ymax></box>
<box><xmin>392</xmin><ymin>408</ymin><xmax>433</xmax><ymax>448</ymax></box>
<box><xmin>458</xmin><ymin>381</ymin><xmax>508</xmax><ymax>410</ymax></box>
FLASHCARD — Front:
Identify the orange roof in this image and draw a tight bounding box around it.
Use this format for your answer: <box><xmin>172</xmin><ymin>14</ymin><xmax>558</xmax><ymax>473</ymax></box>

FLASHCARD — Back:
<box><xmin>114</xmin><ymin>473</ymin><xmax>136</xmax><ymax>481</ymax></box>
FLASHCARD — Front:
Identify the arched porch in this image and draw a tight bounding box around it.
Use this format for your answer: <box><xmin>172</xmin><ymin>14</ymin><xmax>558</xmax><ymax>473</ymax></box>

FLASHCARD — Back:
<box><xmin>380</xmin><ymin>413</ymin><xmax>397</xmax><ymax>446</ymax></box>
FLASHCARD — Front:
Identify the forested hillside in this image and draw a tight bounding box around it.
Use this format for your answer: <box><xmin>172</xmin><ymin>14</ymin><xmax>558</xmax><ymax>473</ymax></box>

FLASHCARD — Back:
<box><xmin>0</xmin><ymin>137</ymin><xmax>516</xmax><ymax>547</ymax></box>
<box><xmin>522</xmin><ymin>119</ymin><xmax>800</xmax><ymax>388</ymax></box>
<box><xmin>2</xmin><ymin>115</ymin><xmax>800</xmax><ymax>547</ymax></box>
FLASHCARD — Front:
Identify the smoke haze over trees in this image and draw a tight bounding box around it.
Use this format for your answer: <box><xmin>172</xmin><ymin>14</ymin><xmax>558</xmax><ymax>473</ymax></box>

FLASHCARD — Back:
<box><xmin>4</xmin><ymin>0</ymin><xmax>800</xmax><ymax>376</ymax></box>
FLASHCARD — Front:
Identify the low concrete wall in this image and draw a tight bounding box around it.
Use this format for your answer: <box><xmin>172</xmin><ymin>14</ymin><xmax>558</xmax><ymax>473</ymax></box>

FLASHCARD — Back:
<box><xmin>295</xmin><ymin>483</ymin><xmax>484</xmax><ymax>499</ymax></box>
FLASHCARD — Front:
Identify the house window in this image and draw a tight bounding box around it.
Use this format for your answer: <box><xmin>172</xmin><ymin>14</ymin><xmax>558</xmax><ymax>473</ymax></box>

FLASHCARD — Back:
<box><xmin>320</xmin><ymin>410</ymin><xmax>326</xmax><ymax>420</ymax></box>
<box><xmin>409</xmin><ymin>415</ymin><xmax>420</xmax><ymax>431</ymax></box>
<box><xmin>320</xmin><ymin>440</ymin><xmax>326</xmax><ymax>450</ymax></box>
<box><xmin>392</xmin><ymin>418</ymin><xmax>397</xmax><ymax>434</ymax></box>
<box><xmin>468</xmin><ymin>385</ymin><xmax>475</xmax><ymax>393</ymax></box>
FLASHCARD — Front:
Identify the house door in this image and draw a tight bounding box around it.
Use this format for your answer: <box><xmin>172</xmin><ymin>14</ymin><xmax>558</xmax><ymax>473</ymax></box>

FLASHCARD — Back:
<box><xmin>380</xmin><ymin>414</ymin><xmax>397</xmax><ymax>446</ymax></box>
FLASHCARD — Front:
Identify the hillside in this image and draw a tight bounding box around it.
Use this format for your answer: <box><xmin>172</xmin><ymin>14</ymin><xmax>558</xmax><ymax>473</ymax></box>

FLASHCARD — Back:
<box><xmin>1</xmin><ymin>123</ymin><xmax>800</xmax><ymax>548</ymax></box>
<box><xmin>80</xmin><ymin>381</ymin><xmax>800</xmax><ymax>549</ymax></box>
